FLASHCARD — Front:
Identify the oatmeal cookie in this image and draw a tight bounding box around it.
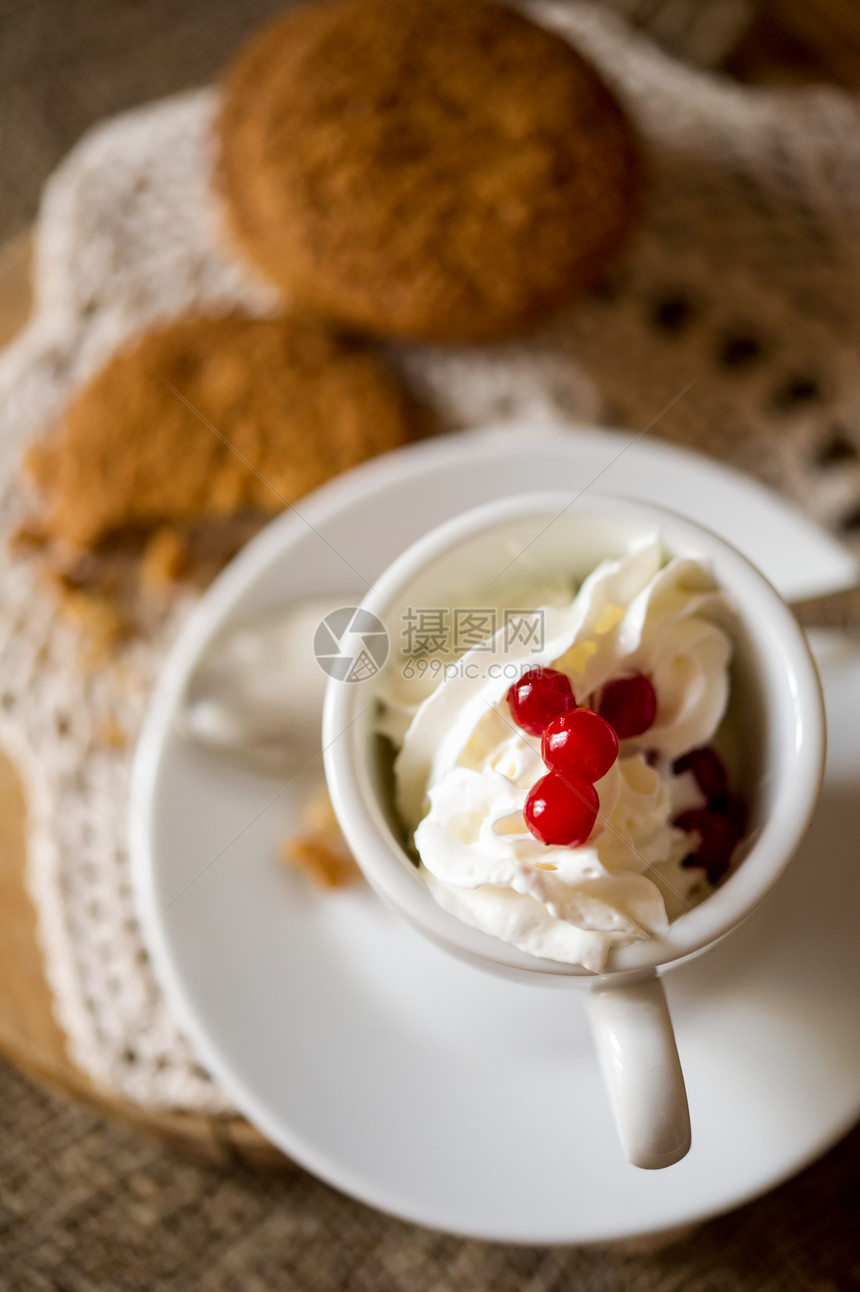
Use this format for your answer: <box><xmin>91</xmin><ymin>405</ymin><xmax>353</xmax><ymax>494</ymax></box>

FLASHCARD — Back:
<box><xmin>217</xmin><ymin>0</ymin><xmax>641</xmax><ymax>342</ymax></box>
<box><xmin>24</xmin><ymin>312</ymin><xmax>415</xmax><ymax>549</ymax></box>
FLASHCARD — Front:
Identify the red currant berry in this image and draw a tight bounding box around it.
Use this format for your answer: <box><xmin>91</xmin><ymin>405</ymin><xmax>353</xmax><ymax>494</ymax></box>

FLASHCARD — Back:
<box><xmin>542</xmin><ymin>709</ymin><xmax>618</xmax><ymax>784</ymax></box>
<box><xmin>524</xmin><ymin>771</ymin><xmax>599</xmax><ymax>847</ymax></box>
<box><xmin>675</xmin><ymin>807</ymin><xmax>744</xmax><ymax>885</ymax></box>
<box><xmin>672</xmin><ymin>747</ymin><xmax>728</xmax><ymax>804</ymax></box>
<box><xmin>506</xmin><ymin>667</ymin><xmax>575</xmax><ymax>737</ymax></box>
<box><xmin>723</xmin><ymin>794</ymin><xmax>748</xmax><ymax>837</ymax></box>
<box><xmin>597</xmin><ymin>673</ymin><xmax>657</xmax><ymax>739</ymax></box>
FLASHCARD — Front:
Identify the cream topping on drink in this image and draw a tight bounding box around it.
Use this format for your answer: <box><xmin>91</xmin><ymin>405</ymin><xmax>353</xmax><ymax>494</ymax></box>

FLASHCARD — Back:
<box><xmin>379</xmin><ymin>534</ymin><xmax>742</xmax><ymax>973</ymax></box>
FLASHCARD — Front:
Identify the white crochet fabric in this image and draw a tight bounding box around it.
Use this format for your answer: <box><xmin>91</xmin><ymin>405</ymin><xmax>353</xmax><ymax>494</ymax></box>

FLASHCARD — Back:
<box><xmin>1</xmin><ymin>2</ymin><xmax>859</xmax><ymax>1111</ymax></box>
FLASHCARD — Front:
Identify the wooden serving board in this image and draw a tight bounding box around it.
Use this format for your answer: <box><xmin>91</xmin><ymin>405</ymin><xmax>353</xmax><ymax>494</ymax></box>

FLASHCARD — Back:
<box><xmin>0</xmin><ymin>232</ymin><xmax>289</xmax><ymax>1168</ymax></box>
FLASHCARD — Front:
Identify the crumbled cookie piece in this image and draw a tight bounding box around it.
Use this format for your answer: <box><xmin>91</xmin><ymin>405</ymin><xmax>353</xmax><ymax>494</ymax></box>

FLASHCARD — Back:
<box><xmin>22</xmin><ymin>312</ymin><xmax>416</xmax><ymax>550</ymax></box>
<box><xmin>96</xmin><ymin>717</ymin><xmax>127</xmax><ymax>750</ymax></box>
<box><xmin>54</xmin><ymin>584</ymin><xmax>129</xmax><ymax>664</ymax></box>
<box><xmin>218</xmin><ymin>0</ymin><xmax>641</xmax><ymax>341</ymax></box>
<box><xmin>283</xmin><ymin>833</ymin><xmax>361</xmax><ymax>890</ymax></box>
<box><xmin>281</xmin><ymin>786</ymin><xmax>362</xmax><ymax>890</ymax></box>
<box><xmin>9</xmin><ymin>517</ymin><xmax>50</xmax><ymax>552</ymax></box>
<box><xmin>140</xmin><ymin>527</ymin><xmax>191</xmax><ymax>590</ymax></box>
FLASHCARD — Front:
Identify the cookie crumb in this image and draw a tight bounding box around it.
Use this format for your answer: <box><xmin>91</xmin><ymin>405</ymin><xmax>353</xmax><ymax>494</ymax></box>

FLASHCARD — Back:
<box><xmin>281</xmin><ymin>787</ymin><xmax>361</xmax><ymax>889</ymax></box>
<box><xmin>9</xmin><ymin>518</ymin><xmax>50</xmax><ymax>552</ymax></box>
<box><xmin>55</xmin><ymin>583</ymin><xmax>128</xmax><ymax>663</ymax></box>
<box><xmin>96</xmin><ymin>717</ymin><xmax>127</xmax><ymax>750</ymax></box>
<box><xmin>141</xmin><ymin>526</ymin><xmax>190</xmax><ymax>589</ymax></box>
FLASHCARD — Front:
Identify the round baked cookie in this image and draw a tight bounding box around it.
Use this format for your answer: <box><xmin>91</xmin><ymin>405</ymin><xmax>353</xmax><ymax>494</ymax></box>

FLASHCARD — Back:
<box><xmin>25</xmin><ymin>313</ymin><xmax>415</xmax><ymax>549</ymax></box>
<box><xmin>217</xmin><ymin>0</ymin><xmax>641</xmax><ymax>342</ymax></box>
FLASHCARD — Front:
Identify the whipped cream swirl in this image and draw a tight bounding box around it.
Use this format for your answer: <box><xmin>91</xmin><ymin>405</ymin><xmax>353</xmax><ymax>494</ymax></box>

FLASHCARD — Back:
<box><xmin>380</xmin><ymin>535</ymin><xmax>734</xmax><ymax>973</ymax></box>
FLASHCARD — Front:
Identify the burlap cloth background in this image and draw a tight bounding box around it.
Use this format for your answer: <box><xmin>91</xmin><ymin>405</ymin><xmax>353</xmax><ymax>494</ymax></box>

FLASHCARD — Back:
<box><xmin>2</xmin><ymin>0</ymin><xmax>860</xmax><ymax>1287</ymax></box>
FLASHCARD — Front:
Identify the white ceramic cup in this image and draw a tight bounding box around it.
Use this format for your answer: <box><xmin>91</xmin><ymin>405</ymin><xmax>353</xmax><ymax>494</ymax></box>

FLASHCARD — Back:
<box><xmin>323</xmin><ymin>492</ymin><xmax>825</xmax><ymax>1169</ymax></box>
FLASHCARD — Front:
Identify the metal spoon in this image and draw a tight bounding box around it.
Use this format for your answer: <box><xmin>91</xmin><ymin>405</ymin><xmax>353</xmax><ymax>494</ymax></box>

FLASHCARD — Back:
<box><xmin>789</xmin><ymin>585</ymin><xmax>860</xmax><ymax>632</ymax></box>
<box><xmin>177</xmin><ymin>593</ymin><xmax>355</xmax><ymax>774</ymax></box>
<box><xmin>177</xmin><ymin>584</ymin><xmax>860</xmax><ymax>773</ymax></box>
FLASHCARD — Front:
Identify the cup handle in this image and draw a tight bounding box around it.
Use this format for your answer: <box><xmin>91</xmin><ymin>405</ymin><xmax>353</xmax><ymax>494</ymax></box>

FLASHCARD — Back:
<box><xmin>585</xmin><ymin>972</ymin><xmax>691</xmax><ymax>1170</ymax></box>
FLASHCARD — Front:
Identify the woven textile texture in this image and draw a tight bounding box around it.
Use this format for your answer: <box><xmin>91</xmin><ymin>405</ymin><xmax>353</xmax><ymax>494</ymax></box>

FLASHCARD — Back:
<box><xmin>1</xmin><ymin>0</ymin><xmax>859</xmax><ymax>1116</ymax></box>
<box><xmin>2</xmin><ymin>1055</ymin><xmax>859</xmax><ymax>1290</ymax></box>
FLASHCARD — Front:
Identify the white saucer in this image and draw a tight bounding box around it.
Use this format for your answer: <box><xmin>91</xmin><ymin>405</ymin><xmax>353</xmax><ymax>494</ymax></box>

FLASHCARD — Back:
<box><xmin>131</xmin><ymin>425</ymin><xmax>860</xmax><ymax>1244</ymax></box>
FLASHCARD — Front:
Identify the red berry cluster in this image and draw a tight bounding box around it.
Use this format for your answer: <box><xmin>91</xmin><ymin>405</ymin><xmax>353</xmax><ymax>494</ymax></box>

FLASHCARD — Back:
<box><xmin>672</xmin><ymin>747</ymin><xmax>746</xmax><ymax>884</ymax></box>
<box><xmin>596</xmin><ymin>673</ymin><xmax>657</xmax><ymax>739</ymax></box>
<box><xmin>506</xmin><ymin>666</ymin><xmax>657</xmax><ymax>849</ymax></box>
<box><xmin>507</xmin><ymin>667</ymin><xmax>575</xmax><ymax>735</ymax></box>
<box><xmin>505</xmin><ymin>666</ymin><xmax>746</xmax><ymax>880</ymax></box>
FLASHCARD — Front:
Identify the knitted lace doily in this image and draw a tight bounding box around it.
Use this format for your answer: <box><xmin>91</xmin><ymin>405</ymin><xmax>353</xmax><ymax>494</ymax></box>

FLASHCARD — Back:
<box><xmin>1</xmin><ymin>1</ymin><xmax>859</xmax><ymax>1113</ymax></box>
